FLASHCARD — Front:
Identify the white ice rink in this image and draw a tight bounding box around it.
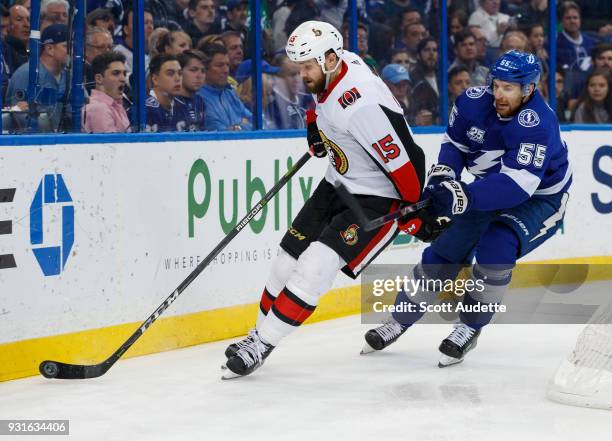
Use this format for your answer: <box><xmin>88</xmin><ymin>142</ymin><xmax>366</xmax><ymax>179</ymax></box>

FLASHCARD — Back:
<box><xmin>2</xmin><ymin>315</ymin><xmax>612</xmax><ymax>441</ymax></box>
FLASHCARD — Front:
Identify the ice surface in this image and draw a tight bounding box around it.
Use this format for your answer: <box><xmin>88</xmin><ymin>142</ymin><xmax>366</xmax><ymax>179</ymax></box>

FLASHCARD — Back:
<box><xmin>2</xmin><ymin>313</ymin><xmax>612</xmax><ymax>440</ymax></box>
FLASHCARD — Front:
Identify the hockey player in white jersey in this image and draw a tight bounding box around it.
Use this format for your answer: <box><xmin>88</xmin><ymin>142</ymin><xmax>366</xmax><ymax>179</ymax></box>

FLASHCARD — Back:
<box><xmin>222</xmin><ymin>20</ymin><xmax>426</xmax><ymax>379</ymax></box>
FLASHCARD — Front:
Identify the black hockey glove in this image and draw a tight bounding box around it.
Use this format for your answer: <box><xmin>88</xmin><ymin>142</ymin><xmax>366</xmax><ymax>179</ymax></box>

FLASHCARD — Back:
<box><xmin>306</xmin><ymin>109</ymin><xmax>326</xmax><ymax>158</ymax></box>
<box><xmin>398</xmin><ymin>207</ymin><xmax>452</xmax><ymax>243</ymax></box>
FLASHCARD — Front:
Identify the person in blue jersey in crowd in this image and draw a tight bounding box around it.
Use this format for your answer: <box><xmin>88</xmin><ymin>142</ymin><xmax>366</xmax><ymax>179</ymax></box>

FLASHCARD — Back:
<box><xmin>363</xmin><ymin>50</ymin><xmax>572</xmax><ymax>367</ymax></box>
<box><xmin>145</xmin><ymin>54</ymin><xmax>192</xmax><ymax>132</ymax></box>
<box><xmin>177</xmin><ymin>49</ymin><xmax>207</xmax><ymax>131</ymax></box>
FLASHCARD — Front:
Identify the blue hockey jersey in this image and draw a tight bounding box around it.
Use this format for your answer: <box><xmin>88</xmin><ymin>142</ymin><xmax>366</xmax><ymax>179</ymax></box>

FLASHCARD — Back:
<box><xmin>145</xmin><ymin>92</ymin><xmax>192</xmax><ymax>132</ymax></box>
<box><xmin>439</xmin><ymin>87</ymin><xmax>572</xmax><ymax>211</ymax></box>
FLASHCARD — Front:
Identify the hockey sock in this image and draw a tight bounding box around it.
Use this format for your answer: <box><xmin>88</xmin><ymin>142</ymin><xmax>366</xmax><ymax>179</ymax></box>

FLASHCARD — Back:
<box><xmin>459</xmin><ymin>262</ymin><xmax>512</xmax><ymax>329</ymax></box>
<box><xmin>459</xmin><ymin>223</ymin><xmax>518</xmax><ymax>329</ymax></box>
<box><xmin>256</xmin><ymin>249</ymin><xmax>297</xmax><ymax>328</ymax></box>
<box><xmin>258</xmin><ymin>242</ymin><xmax>343</xmax><ymax>346</ymax></box>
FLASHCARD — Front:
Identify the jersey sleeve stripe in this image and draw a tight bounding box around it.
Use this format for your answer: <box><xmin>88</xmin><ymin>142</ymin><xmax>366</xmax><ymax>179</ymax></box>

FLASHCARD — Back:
<box><xmin>533</xmin><ymin>163</ymin><xmax>573</xmax><ymax>195</ymax></box>
<box><xmin>500</xmin><ymin>162</ymin><xmax>542</xmax><ymax>196</ymax></box>
<box><xmin>442</xmin><ymin>132</ymin><xmax>470</xmax><ymax>153</ymax></box>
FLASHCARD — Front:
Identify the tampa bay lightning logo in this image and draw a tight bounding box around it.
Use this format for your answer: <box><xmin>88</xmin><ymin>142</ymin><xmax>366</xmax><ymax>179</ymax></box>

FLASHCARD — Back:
<box><xmin>466</xmin><ymin>87</ymin><xmax>486</xmax><ymax>99</ymax></box>
<box><xmin>518</xmin><ymin>109</ymin><xmax>540</xmax><ymax>127</ymax></box>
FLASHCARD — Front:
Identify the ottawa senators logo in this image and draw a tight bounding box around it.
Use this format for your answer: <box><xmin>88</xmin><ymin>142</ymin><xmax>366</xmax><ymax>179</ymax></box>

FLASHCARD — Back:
<box><xmin>340</xmin><ymin>224</ymin><xmax>359</xmax><ymax>245</ymax></box>
<box><xmin>338</xmin><ymin>87</ymin><xmax>361</xmax><ymax>109</ymax></box>
<box><xmin>319</xmin><ymin>130</ymin><xmax>349</xmax><ymax>175</ymax></box>
<box><xmin>312</xmin><ymin>28</ymin><xmax>322</xmax><ymax>37</ymax></box>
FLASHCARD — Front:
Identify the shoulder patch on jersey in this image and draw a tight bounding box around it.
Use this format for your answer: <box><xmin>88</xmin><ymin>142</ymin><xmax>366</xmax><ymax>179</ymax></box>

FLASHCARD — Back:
<box><xmin>338</xmin><ymin>87</ymin><xmax>361</xmax><ymax>109</ymax></box>
<box><xmin>145</xmin><ymin>96</ymin><xmax>159</xmax><ymax>108</ymax></box>
<box><xmin>449</xmin><ymin>105</ymin><xmax>458</xmax><ymax>127</ymax></box>
<box><xmin>518</xmin><ymin>109</ymin><xmax>540</xmax><ymax>128</ymax></box>
<box><xmin>466</xmin><ymin>87</ymin><xmax>487</xmax><ymax>99</ymax></box>
<box><xmin>467</xmin><ymin>126</ymin><xmax>485</xmax><ymax>143</ymax></box>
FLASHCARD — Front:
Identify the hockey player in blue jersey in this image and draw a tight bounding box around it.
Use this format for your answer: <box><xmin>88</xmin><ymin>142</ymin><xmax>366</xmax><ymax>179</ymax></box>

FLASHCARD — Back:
<box><xmin>363</xmin><ymin>50</ymin><xmax>572</xmax><ymax>367</ymax></box>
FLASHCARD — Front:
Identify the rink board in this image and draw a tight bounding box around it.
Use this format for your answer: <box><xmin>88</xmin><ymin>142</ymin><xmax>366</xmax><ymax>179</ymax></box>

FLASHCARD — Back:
<box><xmin>0</xmin><ymin>129</ymin><xmax>610</xmax><ymax>381</ymax></box>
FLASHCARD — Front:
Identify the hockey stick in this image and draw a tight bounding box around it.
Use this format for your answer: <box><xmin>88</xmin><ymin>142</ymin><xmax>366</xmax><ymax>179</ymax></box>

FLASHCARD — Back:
<box><xmin>334</xmin><ymin>183</ymin><xmax>430</xmax><ymax>231</ymax></box>
<box><xmin>39</xmin><ymin>152</ymin><xmax>312</xmax><ymax>379</ymax></box>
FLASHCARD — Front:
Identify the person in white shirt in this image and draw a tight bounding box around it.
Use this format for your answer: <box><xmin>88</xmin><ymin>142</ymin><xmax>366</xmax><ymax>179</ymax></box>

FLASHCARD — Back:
<box><xmin>468</xmin><ymin>0</ymin><xmax>509</xmax><ymax>49</ymax></box>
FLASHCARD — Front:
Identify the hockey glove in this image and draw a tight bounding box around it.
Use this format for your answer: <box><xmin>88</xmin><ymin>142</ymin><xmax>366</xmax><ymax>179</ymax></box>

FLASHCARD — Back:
<box><xmin>422</xmin><ymin>180</ymin><xmax>472</xmax><ymax>219</ymax></box>
<box><xmin>398</xmin><ymin>208</ymin><xmax>452</xmax><ymax>243</ymax></box>
<box><xmin>425</xmin><ymin>164</ymin><xmax>456</xmax><ymax>186</ymax></box>
<box><xmin>306</xmin><ymin>109</ymin><xmax>327</xmax><ymax>158</ymax></box>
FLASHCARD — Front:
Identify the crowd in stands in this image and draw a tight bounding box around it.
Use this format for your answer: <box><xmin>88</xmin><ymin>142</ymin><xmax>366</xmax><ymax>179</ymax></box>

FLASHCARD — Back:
<box><xmin>0</xmin><ymin>0</ymin><xmax>611</xmax><ymax>134</ymax></box>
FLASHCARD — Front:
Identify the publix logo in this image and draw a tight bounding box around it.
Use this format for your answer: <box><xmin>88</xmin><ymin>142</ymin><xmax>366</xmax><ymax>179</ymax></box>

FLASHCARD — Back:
<box><xmin>29</xmin><ymin>174</ymin><xmax>74</xmax><ymax>276</ymax></box>
<box><xmin>187</xmin><ymin>157</ymin><xmax>314</xmax><ymax>237</ymax></box>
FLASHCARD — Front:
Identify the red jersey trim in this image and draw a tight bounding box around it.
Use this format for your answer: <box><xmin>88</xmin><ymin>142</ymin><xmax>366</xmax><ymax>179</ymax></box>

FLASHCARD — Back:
<box><xmin>317</xmin><ymin>61</ymin><xmax>349</xmax><ymax>103</ymax></box>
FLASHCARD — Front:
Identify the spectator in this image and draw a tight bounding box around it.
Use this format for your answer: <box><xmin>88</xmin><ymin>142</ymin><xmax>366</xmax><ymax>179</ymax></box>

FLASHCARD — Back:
<box><xmin>1</xmin><ymin>5</ymin><xmax>9</xmax><ymax>40</ymax></box>
<box><xmin>449</xmin><ymin>30</ymin><xmax>489</xmax><ymax>86</ymax></box>
<box><xmin>469</xmin><ymin>25</ymin><xmax>494</xmax><ymax>66</ymax></box>
<box><xmin>573</xmin><ymin>69</ymin><xmax>612</xmax><ymax>123</ymax></box>
<box><xmin>500</xmin><ymin>29</ymin><xmax>529</xmax><ymax>52</ymax></box>
<box><xmin>13</xmin><ymin>0</ymin><xmax>30</xmax><ymax>11</ymax></box>
<box><xmin>557</xmin><ymin>1</ymin><xmax>595</xmax><ymax>72</ymax></box>
<box><xmin>341</xmin><ymin>22</ymin><xmax>377</xmax><ymax>70</ymax></box>
<box><xmin>271</xmin><ymin>0</ymin><xmax>299</xmax><ymax>52</ymax></box>
<box><xmin>86</xmin><ymin>8</ymin><xmax>115</xmax><ymax>35</ymax></box>
<box><xmin>85</xmin><ymin>27</ymin><xmax>114</xmax><ymax>94</ymax></box>
<box><xmin>410</xmin><ymin>37</ymin><xmax>440</xmax><ymax>125</ymax></box>
<box><xmin>157</xmin><ymin>30</ymin><xmax>192</xmax><ymax>56</ymax></box>
<box><xmin>390</xmin><ymin>48</ymin><xmax>411</xmax><ymax>70</ymax></box>
<box><xmin>82</xmin><ymin>51</ymin><xmax>130</xmax><ymax>133</ymax></box>
<box><xmin>317</xmin><ymin>0</ymin><xmax>366</xmax><ymax>31</ymax></box>
<box><xmin>393</xmin><ymin>7</ymin><xmax>422</xmax><ymax>50</ymax></box>
<box><xmin>220</xmin><ymin>0</ymin><xmax>248</xmax><ymax>42</ymax></box>
<box><xmin>220</xmin><ymin>30</ymin><xmax>244</xmax><ymax>83</ymax></box>
<box><xmin>526</xmin><ymin>23</ymin><xmax>548</xmax><ymax>64</ymax></box>
<box><xmin>236</xmin><ymin>60</ymin><xmax>278</xmax><ymax>128</ymax></box>
<box><xmin>197</xmin><ymin>44</ymin><xmax>252</xmax><ymax>131</ymax></box>
<box><xmin>184</xmin><ymin>0</ymin><xmax>219</xmax><ymax>44</ymax></box>
<box><xmin>41</xmin><ymin>0</ymin><xmax>68</xmax><ymax>24</ymax></box>
<box><xmin>145</xmin><ymin>54</ymin><xmax>192</xmax><ymax>132</ymax></box>
<box><xmin>285</xmin><ymin>0</ymin><xmax>320</xmax><ymax>38</ymax></box>
<box><xmin>40</xmin><ymin>9</ymin><xmax>63</xmax><ymax>32</ymax></box>
<box><xmin>400</xmin><ymin>22</ymin><xmax>429</xmax><ymax>71</ymax></box>
<box><xmin>149</xmin><ymin>27</ymin><xmax>170</xmax><ymax>59</ymax></box>
<box><xmin>6</xmin><ymin>24</ymin><xmax>68</xmax><ymax>131</ymax></box>
<box><xmin>468</xmin><ymin>0</ymin><xmax>510</xmax><ymax>49</ymax></box>
<box><xmin>268</xmin><ymin>55</ymin><xmax>312</xmax><ymax>129</ymax></box>
<box><xmin>450</xmin><ymin>10</ymin><xmax>468</xmax><ymax>36</ymax></box>
<box><xmin>196</xmin><ymin>34</ymin><xmax>223</xmax><ymax>51</ymax></box>
<box><xmin>169</xmin><ymin>0</ymin><xmax>190</xmax><ymax>28</ymax></box>
<box><xmin>448</xmin><ymin>65</ymin><xmax>471</xmax><ymax>109</ymax></box>
<box><xmin>555</xmin><ymin>67</ymin><xmax>570</xmax><ymax>122</ymax></box>
<box><xmin>381</xmin><ymin>63</ymin><xmax>412</xmax><ymax>119</ymax></box>
<box><xmin>114</xmin><ymin>7</ymin><xmax>154</xmax><ymax>79</ymax></box>
<box><xmin>177</xmin><ymin>49</ymin><xmax>207</xmax><ymax>131</ymax></box>
<box><xmin>516</xmin><ymin>0</ymin><xmax>548</xmax><ymax>28</ymax></box>
<box><xmin>592</xmin><ymin>43</ymin><xmax>612</xmax><ymax>71</ymax></box>
<box><xmin>6</xmin><ymin>5</ymin><xmax>30</xmax><ymax>72</ymax></box>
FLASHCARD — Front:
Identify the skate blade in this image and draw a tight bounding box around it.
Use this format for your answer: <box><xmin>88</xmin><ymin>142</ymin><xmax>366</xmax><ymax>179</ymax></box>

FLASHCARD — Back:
<box><xmin>438</xmin><ymin>354</ymin><xmax>463</xmax><ymax>368</ymax></box>
<box><xmin>360</xmin><ymin>342</ymin><xmax>377</xmax><ymax>355</ymax></box>
<box><xmin>220</xmin><ymin>364</ymin><xmax>243</xmax><ymax>380</ymax></box>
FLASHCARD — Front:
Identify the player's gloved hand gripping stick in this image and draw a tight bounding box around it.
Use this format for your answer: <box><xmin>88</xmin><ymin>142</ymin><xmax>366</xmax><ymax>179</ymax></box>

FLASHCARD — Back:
<box><xmin>334</xmin><ymin>183</ymin><xmax>431</xmax><ymax>231</ymax></box>
<box><xmin>39</xmin><ymin>152</ymin><xmax>312</xmax><ymax>380</ymax></box>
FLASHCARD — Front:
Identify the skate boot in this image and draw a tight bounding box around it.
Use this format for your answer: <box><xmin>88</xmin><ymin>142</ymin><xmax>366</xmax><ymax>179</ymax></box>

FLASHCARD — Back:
<box><xmin>438</xmin><ymin>323</ymin><xmax>481</xmax><ymax>368</ymax></box>
<box><xmin>361</xmin><ymin>319</ymin><xmax>409</xmax><ymax>354</ymax></box>
<box><xmin>224</xmin><ymin>329</ymin><xmax>258</xmax><ymax>359</ymax></box>
<box><xmin>222</xmin><ymin>330</ymin><xmax>274</xmax><ymax>379</ymax></box>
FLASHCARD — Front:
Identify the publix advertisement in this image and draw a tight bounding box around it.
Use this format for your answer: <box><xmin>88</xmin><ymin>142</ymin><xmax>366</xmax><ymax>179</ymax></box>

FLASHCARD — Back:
<box><xmin>0</xmin><ymin>131</ymin><xmax>610</xmax><ymax>342</ymax></box>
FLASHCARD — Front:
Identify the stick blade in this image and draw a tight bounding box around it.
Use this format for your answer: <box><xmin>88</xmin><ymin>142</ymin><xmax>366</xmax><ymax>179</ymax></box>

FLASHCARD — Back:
<box><xmin>39</xmin><ymin>360</ymin><xmax>107</xmax><ymax>379</ymax></box>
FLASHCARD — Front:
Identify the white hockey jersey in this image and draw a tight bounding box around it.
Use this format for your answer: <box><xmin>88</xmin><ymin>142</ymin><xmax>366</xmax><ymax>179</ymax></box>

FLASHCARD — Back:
<box><xmin>314</xmin><ymin>51</ymin><xmax>425</xmax><ymax>202</ymax></box>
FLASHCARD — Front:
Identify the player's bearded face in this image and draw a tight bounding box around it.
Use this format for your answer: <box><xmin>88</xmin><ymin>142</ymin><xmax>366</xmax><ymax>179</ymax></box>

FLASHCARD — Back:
<box><xmin>298</xmin><ymin>59</ymin><xmax>326</xmax><ymax>94</ymax></box>
<box><xmin>492</xmin><ymin>79</ymin><xmax>528</xmax><ymax>117</ymax></box>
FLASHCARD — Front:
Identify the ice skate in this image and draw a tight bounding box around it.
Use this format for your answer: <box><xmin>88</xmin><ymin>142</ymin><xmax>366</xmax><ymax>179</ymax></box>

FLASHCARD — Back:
<box><xmin>438</xmin><ymin>323</ymin><xmax>481</xmax><ymax>368</ymax></box>
<box><xmin>361</xmin><ymin>319</ymin><xmax>409</xmax><ymax>354</ymax></box>
<box><xmin>222</xmin><ymin>330</ymin><xmax>274</xmax><ymax>379</ymax></box>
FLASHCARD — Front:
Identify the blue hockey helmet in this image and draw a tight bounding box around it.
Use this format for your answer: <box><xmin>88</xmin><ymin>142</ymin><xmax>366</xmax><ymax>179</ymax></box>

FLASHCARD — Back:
<box><xmin>489</xmin><ymin>50</ymin><xmax>541</xmax><ymax>95</ymax></box>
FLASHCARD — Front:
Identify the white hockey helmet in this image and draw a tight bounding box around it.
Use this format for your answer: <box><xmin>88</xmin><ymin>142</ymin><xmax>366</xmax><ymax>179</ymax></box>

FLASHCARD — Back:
<box><xmin>285</xmin><ymin>20</ymin><xmax>343</xmax><ymax>74</ymax></box>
